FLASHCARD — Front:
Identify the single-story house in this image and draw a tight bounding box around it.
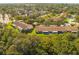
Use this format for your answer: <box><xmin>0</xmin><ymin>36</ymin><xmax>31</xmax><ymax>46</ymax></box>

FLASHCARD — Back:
<box><xmin>35</xmin><ymin>25</ymin><xmax>78</xmax><ymax>34</ymax></box>
<box><xmin>13</xmin><ymin>21</ymin><xmax>33</xmax><ymax>31</ymax></box>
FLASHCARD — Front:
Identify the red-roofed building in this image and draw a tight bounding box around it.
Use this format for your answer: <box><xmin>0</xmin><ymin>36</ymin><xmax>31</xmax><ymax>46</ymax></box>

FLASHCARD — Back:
<box><xmin>35</xmin><ymin>25</ymin><xmax>78</xmax><ymax>34</ymax></box>
<box><xmin>13</xmin><ymin>21</ymin><xmax>33</xmax><ymax>31</ymax></box>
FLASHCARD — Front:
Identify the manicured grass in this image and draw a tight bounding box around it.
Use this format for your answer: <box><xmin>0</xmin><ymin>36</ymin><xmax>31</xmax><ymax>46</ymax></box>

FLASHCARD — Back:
<box><xmin>66</xmin><ymin>18</ymin><xmax>75</xmax><ymax>23</ymax></box>
<box><xmin>28</xmin><ymin>29</ymin><xmax>59</xmax><ymax>37</ymax></box>
<box><xmin>28</xmin><ymin>29</ymin><xmax>50</xmax><ymax>37</ymax></box>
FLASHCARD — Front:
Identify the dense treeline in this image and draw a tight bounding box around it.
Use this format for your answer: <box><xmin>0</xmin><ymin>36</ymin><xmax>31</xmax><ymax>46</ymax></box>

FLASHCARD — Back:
<box><xmin>0</xmin><ymin>4</ymin><xmax>79</xmax><ymax>16</ymax></box>
<box><xmin>0</xmin><ymin>24</ymin><xmax>79</xmax><ymax>55</ymax></box>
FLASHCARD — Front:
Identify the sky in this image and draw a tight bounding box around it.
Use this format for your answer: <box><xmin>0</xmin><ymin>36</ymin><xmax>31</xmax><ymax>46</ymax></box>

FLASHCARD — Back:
<box><xmin>0</xmin><ymin>0</ymin><xmax>79</xmax><ymax>3</ymax></box>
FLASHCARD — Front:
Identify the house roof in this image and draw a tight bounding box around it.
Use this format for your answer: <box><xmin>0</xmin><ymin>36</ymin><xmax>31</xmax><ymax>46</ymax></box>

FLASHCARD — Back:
<box><xmin>35</xmin><ymin>25</ymin><xmax>78</xmax><ymax>32</ymax></box>
<box><xmin>14</xmin><ymin>21</ymin><xmax>33</xmax><ymax>29</ymax></box>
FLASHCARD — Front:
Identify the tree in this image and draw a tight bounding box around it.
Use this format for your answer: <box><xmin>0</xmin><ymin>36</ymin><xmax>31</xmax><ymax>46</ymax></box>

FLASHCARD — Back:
<box><xmin>6</xmin><ymin>45</ymin><xmax>22</xmax><ymax>55</ymax></box>
<box><xmin>75</xmin><ymin>15</ymin><xmax>79</xmax><ymax>22</ymax></box>
<box><xmin>74</xmin><ymin>38</ymin><xmax>79</xmax><ymax>54</ymax></box>
<box><xmin>14</xmin><ymin>15</ymin><xmax>23</xmax><ymax>20</ymax></box>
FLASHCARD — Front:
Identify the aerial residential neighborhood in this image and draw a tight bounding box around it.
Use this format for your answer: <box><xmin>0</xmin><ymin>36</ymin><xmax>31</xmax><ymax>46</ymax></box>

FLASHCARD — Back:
<box><xmin>0</xmin><ymin>10</ymin><xmax>78</xmax><ymax>34</ymax></box>
<box><xmin>0</xmin><ymin>3</ymin><xmax>79</xmax><ymax>55</ymax></box>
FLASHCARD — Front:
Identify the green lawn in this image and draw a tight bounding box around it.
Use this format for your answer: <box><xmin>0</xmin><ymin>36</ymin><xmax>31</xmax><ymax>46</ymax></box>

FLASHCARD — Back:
<box><xmin>28</xmin><ymin>29</ymin><xmax>48</xmax><ymax>37</ymax></box>
<box><xmin>28</xmin><ymin>29</ymin><xmax>60</xmax><ymax>37</ymax></box>
<box><xmin>66</xmin><ymin>18</ymin><xmax>75</xmax><ymax>24</ymax></box>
